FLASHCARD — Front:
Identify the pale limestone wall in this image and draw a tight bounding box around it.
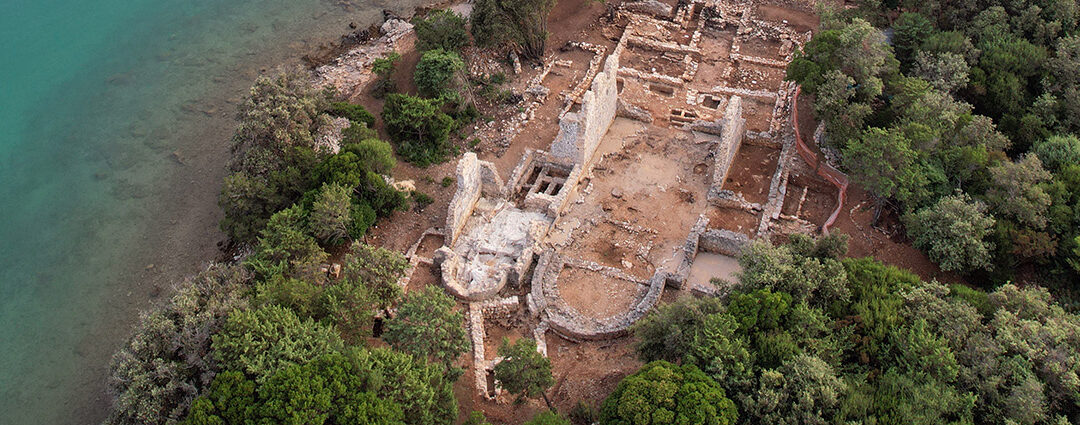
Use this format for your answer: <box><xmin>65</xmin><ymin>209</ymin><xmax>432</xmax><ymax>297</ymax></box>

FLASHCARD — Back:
<box><xmin>479</xmin><ymin>161</ymin><xmax>505</xmax><ymax>197</ymax></box>
<box><xmin>550</xmin><ymin>53</ymin><xmax>621</xmax><ymax>167</ymax></box>
<box><xmin>708</xmin><ymin>96</ymin><xmax>746</xmax><ymax>196</ymax></box>
<box><xmin>446</xmin><ymin>153</ymin><xmax>483</xmax><ymax>245</ymax></box>
<box><xmin>699</xmin><ymin>228</ymin><xmax>750</xmax><ymax>256</ymax></box>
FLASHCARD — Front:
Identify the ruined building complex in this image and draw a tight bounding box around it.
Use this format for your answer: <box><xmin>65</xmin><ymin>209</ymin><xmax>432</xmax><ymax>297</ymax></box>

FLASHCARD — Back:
<box><xmin>394</xmin><ymin>0</ymin><xmax>838</xmax><ymax>400</ymax></box>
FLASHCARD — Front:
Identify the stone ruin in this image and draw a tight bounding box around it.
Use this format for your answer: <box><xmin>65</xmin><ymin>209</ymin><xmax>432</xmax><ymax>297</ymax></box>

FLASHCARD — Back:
<box><xmin>394</xmin><ymin>0</ymin><xmax>839</xmax><ymax>400</ymax></box>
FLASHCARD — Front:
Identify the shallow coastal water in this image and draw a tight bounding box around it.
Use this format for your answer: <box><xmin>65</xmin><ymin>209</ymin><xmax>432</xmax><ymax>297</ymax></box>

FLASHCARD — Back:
<box><xmin>0</xmin><ymin>0</ymin><xmax>428</xmax><ymax>423</ymax></box>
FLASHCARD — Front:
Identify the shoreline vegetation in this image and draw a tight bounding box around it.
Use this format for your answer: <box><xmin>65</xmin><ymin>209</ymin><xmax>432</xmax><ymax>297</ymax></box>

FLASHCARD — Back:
<box><xmin>105</xmin><ymin>0</ymin><xmax>1080</xmax><ymax>424</ymax></box>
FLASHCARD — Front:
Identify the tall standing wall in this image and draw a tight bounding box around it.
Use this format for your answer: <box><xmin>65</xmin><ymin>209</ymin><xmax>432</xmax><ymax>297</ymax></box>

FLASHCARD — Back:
<box><xmin>706</xmin><ymin>96</ymin><xmax>746</xmax><ymax>201</ymax></box>
<box><xmin>549</xmin><ymin>53</ymin><xmax>621</xmax><ymax>167</ymax></box>
<box><xmin>446</xmin><ymin>153</ymin><xmax>483</xmax><ymax>245</ymax></box>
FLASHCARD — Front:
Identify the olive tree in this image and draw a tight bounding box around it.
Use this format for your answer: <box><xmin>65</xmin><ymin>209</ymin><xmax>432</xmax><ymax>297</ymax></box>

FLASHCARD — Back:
<box><xmin>903</xmin><ymin>193</ymin><xmax>996</xmax><ymax>272</ymax></box>
<box><xmin>106</xmin><ymin>264</ymin><xmax>251</xmax><ymax>425</ymax></box>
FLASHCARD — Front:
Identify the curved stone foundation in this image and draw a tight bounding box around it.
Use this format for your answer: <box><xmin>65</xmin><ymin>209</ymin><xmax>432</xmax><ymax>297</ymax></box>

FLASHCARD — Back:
<box><xmin>530</xmin><ymin>252</ymin><xmax>666</xmax><ymax>340</ymax></box>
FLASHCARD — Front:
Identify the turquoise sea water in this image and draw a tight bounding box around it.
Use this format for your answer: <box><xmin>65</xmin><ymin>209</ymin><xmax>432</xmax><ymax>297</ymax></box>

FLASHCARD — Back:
<box><xmin>0</xmin><ymin>0</ymin><xmax>423</xmax><ymax>423</ymax></box>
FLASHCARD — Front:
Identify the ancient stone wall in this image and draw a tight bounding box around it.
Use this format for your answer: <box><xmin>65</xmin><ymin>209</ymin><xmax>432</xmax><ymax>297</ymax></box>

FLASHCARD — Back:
<box><xmin>699</xmin><ymin>228</ymin><xmax>751</xmax><ymax>256</ymax></box>
<box><xmin>549</xmin><ymin>52</ymin><xmax>621</xmax><ymax>167</ymax></box>
<box><xmin>530</xmin><ymin>253</ymin><xmax>666</xmax><ymax>340</ymax></box>
<box><xmin>706</xmin><ymin>96</ymin><xmax>746</xmax><ymax>200</ymax></box>
<box><xmin>446</xmin><ymin>153</ymin><xmax>483</xmax><ymax>245</ymax></box>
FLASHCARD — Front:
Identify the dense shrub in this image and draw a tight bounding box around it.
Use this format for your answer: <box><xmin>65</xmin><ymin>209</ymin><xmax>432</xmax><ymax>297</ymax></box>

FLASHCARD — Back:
<box><xmin>243</xmin><ymin>205</ymin><xmax>327</xmax><ymax>282</ymax></box>
<box><xmin>328</xmin><ymin>101</ymin><xmax>376</xmax><ymax>128</ymax></box>
<box><xmin>186</xmin><ymin>347</ymin><xmax>458</xmax><ymax>425</ymax></box>
<box><xmin>211</xmin><ymin>304</ymin><xmax>343</xmax><ymax>383</ymax></box>
<box><xmin>902</xmin><ymin>194</ymin><xmax>995</xmax><ymax>272</ymax></box>
<box><xmin>308</xmin><ymin>182</ymin><xmax>353</xmax><ymax>245</ymax></box>
<box><xmin>382</xmin><ymin>93</ymin><xmax>454</xmax><ymax>166</ymax></box>
<box><xmin>632</xmin><ymin>235</ymin><xmax>1080</xmax><ymax>424</ymax></box>
<box><xmin>371</xmin><ymin>52</ymin><xmax>401</xmax><ymax>99</ymax></box>
<box><xmin>493</xmin><ymin>338</ymin><xmax>555</xmax><ymax>407</ymax></box>
<box><xmin>253</xmin><ymin>241</ymin><xmax>408</xmax><ymax>341</ymax></box>
<box><xmin>415</xmin><ymin>49</ymin><xmax>466</xmax><ymax>100</ymax></box>
<box><xmin>472</xmin><ymin>0</ymin><xmax>556</xmax><ymax>58</ymax></box>
<box><xmin>525</xmin><ymin>411</ymin><xmax>572</xmax><ymax>425</ymax></box>
<box><xmin>219</xmin><ymin>71</ymin><xmax>332</xmax><ymax>242</ymax></box>
<box><xmin>106</xmin><ymin>264</ymin><xmax>251</xmax><ymax>425</ymax></box>
<box><xmin>413</xmin><ymin>10</ymin><xmax>469</xmax><ymax>52</ymax></box>
<box><xmin>383</xmin><ymin>286</ymin><xmax>468</xmax><ymax>367</ymax></box>
<box><xmin>789</xmin><ymin>6</ymin><xmax>1080</xmax><ymax>284</ymax></box>
<box><xmin>599</xmin><ymin>361</ymin><xmax>737</xmax><ymax>425</ymax></box>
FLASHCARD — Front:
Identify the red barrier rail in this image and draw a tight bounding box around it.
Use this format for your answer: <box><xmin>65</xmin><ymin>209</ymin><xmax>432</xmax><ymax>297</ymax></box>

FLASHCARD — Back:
<box><xmin>790</xmin><ymin>86</ymin><xmax>848</xmax><ymax>234</ymax></box>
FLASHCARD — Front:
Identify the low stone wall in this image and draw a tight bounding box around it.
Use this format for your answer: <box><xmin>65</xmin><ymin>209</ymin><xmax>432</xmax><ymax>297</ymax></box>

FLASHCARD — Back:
<box><xmin>530</xmin><ymin>252</ymin><xmax>665</xmax><ymax>340</ymax></box>
<box><xmin>708</xmin><ymin>189</ymin><xmax>762</xmax><ymax>211</ymax></box>
<box><xmin>699</xmin><ymin>228</ymin><xmax>751</xmax><ymax>256</ymax></box>
<box><xmin>666</xmin><ymin>215</ymin><xmax>709</xmax><ymax>289</ymax></box>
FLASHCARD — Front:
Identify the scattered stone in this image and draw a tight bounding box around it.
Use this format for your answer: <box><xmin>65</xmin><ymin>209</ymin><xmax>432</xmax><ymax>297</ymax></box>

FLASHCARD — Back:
<box><xmin>510</xmin><ymin>52</ymin><xmax>522</xmax><ymax>74</ymax></box>
<box><xmin>678</xmin><ymin>189</ymin><xmax>695</xmax><ymax>203</ymax></box>
<box><xmin>610</xmin><ymin>188</ymin><xmax>623</xmax><ymax>198</ymax></box>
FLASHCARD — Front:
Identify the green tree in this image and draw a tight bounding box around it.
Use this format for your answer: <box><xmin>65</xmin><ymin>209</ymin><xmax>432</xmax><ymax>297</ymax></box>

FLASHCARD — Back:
<box><xmin>631</xmin><ymin>296</ymin><xmax>725</xmax><ymax>363</ymax></box>
<box><xmin>371</xmin><ymin>52</ymin><xmax>401</xmax><ymax>99</ymax></box>
<box><xmin>842</xmin><ymin>127</ymin><xmax>929</xmax><ymax>208</ymax></box>
<box><xmin>309</xmin><ymin>183</ymin><xmax>353</xmax><ymax>245</ymax></box>
<box><xmin>383</xmin><ymin>286</ymin><xmax>468</xmax><ymax>368</ymax></box>
<box><xmin>107</xmin><ymin>264</ymin><xmax>251</xmax><ymax>425</ymax></box>
<box><xmin>912</xmin><ymin>51</ymin><xmax>970</xmax><ymax>93</ymax></box>
<box><xmin>472</xmin><ymin>0</ymin><xmax>556</xmax><ymax>58</ymax></box>
<box><xmin>183</xmin><ymin>371</ymin><xmax>258</xmax><ymax>425</ymax></box>
<box><xmin>231</xmin><ymin>71</ymin><xmax>333</xmax><ymax>157</ymax></box>
<box><xmin>381</xmin><ymin>93</ymin><xmax>454</xmax><ymax>166</ymax></box>
<box><xmin>786</xmin><ymin>18</ymin><xmax>897</xmax><ymax>99</ymax></box>
<box><xmin>493</xmin><ymin>338</ymin><xmax>555</xmax><ymax>409</ymax></box>
<box><xmin>244</xmin><ymin>205</ymin><xmax>328</xmax><ymax>282</ymax></box>
<box><xmin>1032</xmin><ymin>134</ymin><xmax>1080</xmax><ymax>172</ymax></box>
<box><xmin>902</xmin><ymin>193</ymin><xmax>996</xmax><ymax>272</ymax></box>
<box><xmin>415</xmin><ymin>49</ymin><xmax>466</xmax><ymax>100</ymax></box>
<box><xmin>313</xmin><ymin>139</ymin><xmax>406</xmax><ymax>219</ymax></box>
<box><xmin>339</xmin><ymin>241</ymin><xmax>409</xmax><ymax>309</ymax></box>
<box><xmin>414</xmin><ymin>10</ymin><xmax>469</xmax><ymax>52</ymax></box>
<box><xmin>893</xmin><ymin>13</ymin><xmax>935</xmax><ymax>68</ymax></box>
<box><xmin>742</xmin><ymin>354</ymin><xmax>846</xmax><ymax>425</ymax></box>
<box><xmin>220</xmin><ymin>147</ymin><xmax>321</xmax><ymax>243</ymax></box>
<box><xmin>211</xmin><ymin>305</ymin><xmax>343</xmax><ymax>383</ymax></box>
<box><xmin>219</xmin><ymin>72</ymin><xmax>333</xmax><ymax>242</ymax></box>
<box><xmin>599</xmin><ymin>361</ymin><xmax>737</xmax><ymax>425</ymax></box>
<box><xmin>986</xmin><ymin>153</ymin><xmax>1053</xmax><ymax>229</ymax></box>
<box><xmin>812</xmin><ymin>69</ymin><xmax>873</xmax><ymax>147</ymax></box>
<box><xmin>988</xmin><ymin>284</ymin><xmax>1080</xmax><ymax>414</ymax></box>
<box><xmin>736</xmin><ymin>235</ymin><xmax>851</xmax><ymax>308</ymax></box>
<box><xmin>344</xmin><ymin>138</ymin><xmax>396</xmax><ymax>174</ymax></box>
<box><xmin>256</xmin><ymin>353</ymin><xmax>405</xmax><ymax>425</ymax></box>
<box><xmin>186</xmin><ymin>347</ymin><xmax>456</xmax><ymax>425</ymax></box>
<box><xmin>526</xmin><ymin>411</ymin><xmax>571</xmax><ymax>425</ymax></box>
<box><xmin>328</xmin><ymin>102</ymin><xmax>376</xmax><ymax>128</ymax></box>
